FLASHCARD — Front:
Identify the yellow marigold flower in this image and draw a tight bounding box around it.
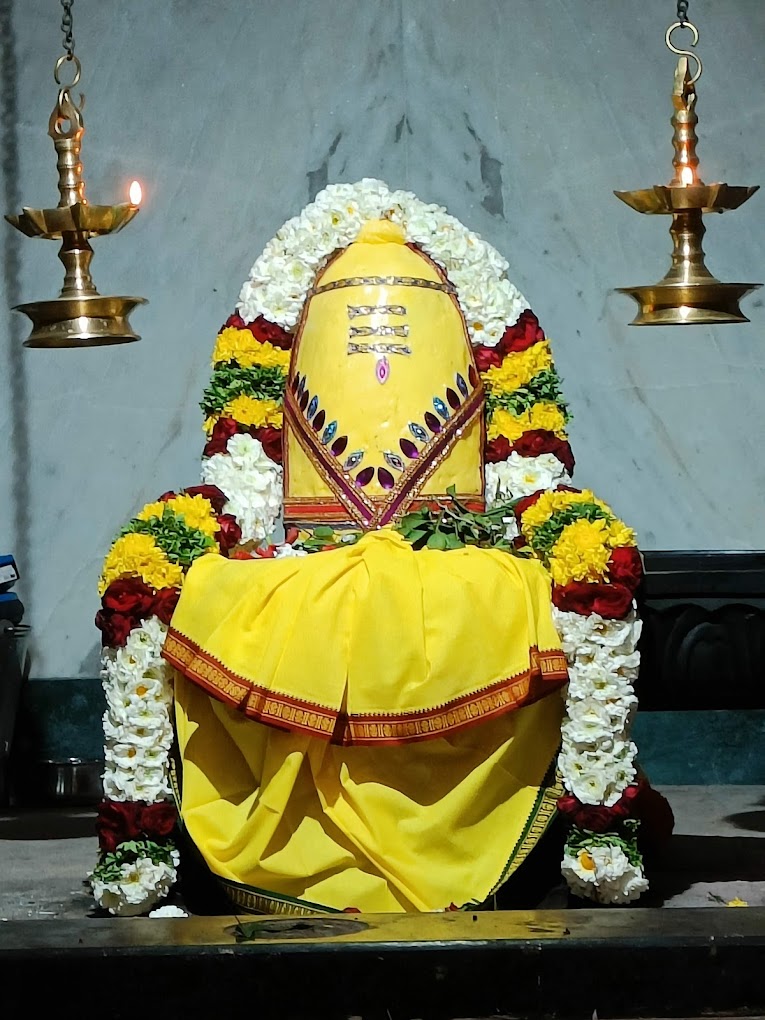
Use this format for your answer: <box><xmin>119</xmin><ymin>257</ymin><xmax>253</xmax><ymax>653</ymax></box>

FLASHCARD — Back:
<box><xmin>548</xmin><ymin>518</ymin><xmax>612</xmax><ymax>585</ymax></box>
<box><xmin>483</xmin><ymin>341</ymin><xmax>553</xmax><ymax>392</ymax></box>
<box><xmin>222</xmin><ymin>395</ymin><xmax>283</xmax><ymax>429</ymax></box>
<box><xmin>203</xmin><ymin>415</ymin><xmax>217</xmax><ymax>436</ymax></box>
<box><xmin>98</xmin><ymin>533</ymin><xmax>185</xmax><ymax>595</ymax></box>
<box><xmin>487</xmin><ymin>402</ymin><xmax>567</xmax><ymax>443</ymax></box>
<box><xmin>607</xmin><ymin>519</ymin><xmax>637</xmax><ymax>547</ymax></box>
<box><xmin>136</xmin><ymin>501</ymin><xmax>167</xmax><ymax>523</ymax></box>
<box><xmin>212</xmin><ymin>328</ymin><xmax>291</xmax><ymax>371</ymax></box>
<box><xmin>521</xmin><ymin>488</ymin><xmax>608</xmax><ymax>535</ymax></box>
<box><xmin>164</xmin><ymin>494</ymin><xmax>220</xmax><ymax>536</ymax></box>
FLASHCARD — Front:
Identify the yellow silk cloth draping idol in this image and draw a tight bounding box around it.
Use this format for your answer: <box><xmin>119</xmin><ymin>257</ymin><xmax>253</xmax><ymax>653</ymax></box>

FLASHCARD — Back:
<box><xmin>164</xmin><ymin>221</ymin><xmax>569</xmax><ymax>914</ymax></box>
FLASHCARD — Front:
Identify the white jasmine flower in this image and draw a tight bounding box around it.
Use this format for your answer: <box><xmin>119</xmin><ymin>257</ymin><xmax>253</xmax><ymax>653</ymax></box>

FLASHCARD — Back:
<box><xmin>202</xmin><ymin>433</ymin><xmax>283</xmax><ymax>544</ymax></box>
<box><xmin>485</xmin><ymin>453</ymin><xmax>569</xmax><ymax>505</ymax></box>
<box><xmin>562</xmin><ymin>844</ymin><xmax>648</xmax><ymax>904</ymax></box>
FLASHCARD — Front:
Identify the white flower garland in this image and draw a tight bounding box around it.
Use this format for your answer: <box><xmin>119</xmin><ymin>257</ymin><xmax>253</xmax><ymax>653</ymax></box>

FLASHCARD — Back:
<box><xmin>201</xmin><ymin>433</ymin><xmax>283</xmax><ymax>544</ymax></box>
<box><xmin>485</xmin><ymin>452</ymin><xmax>570</xmax><ymax>506</ymax></box>
<box><xmin>237</xmin><ymin>179</ymin><xmax>528</xmax><ymax>348</ymax></box>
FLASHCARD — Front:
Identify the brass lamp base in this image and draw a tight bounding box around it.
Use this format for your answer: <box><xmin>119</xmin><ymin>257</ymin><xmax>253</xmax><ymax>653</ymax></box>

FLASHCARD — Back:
<box><xmin>617</xmin><ymin>281</ymin><xmax>761</xmax><ymax>326</ymax></box>
<box><xmin>14</xmin><ymin>294</ymin><xmax>147</xmax><ymax>348</ymax></box>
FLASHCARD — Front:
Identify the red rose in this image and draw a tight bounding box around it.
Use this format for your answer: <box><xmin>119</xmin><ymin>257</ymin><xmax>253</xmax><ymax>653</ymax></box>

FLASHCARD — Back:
<box><xmin>216</xmin><ymin>514</ymin><xmax>242</xmax><ymax>552</ymax></box>
<box><xmin>255</xmin><ymin>545</ymin><xmax>277</xmax><ymax>558</ymax></box>
<box><xmin>152</xmin><ymin>587</ymin><xmax>180</xmax><ymax>624</ymax></box>
<box><xmin>244</xmin><ymin>316</ymin><xmax>292</xmax><ymax>350</ymax></box>
<box><xmin>157</xmin><ymin>489</ymin><xmax>177</xmax><ymax>503</ymax></box>
<box><xmin>95</xmin><ymin>610</ymin><xmax>136</xmax><ymax>648</ymax></box>
<box><xmin>224</xmin><ymin>311</ymin><xmax>246</xmax><ymax>330</ymax></box>
<box><xmin>513</xmin><ymin>489</ymin><xmax>545</xmax><ymax>521</ymax></box>
<box><xmin>510</xmin><ymin>430</ymin><xmax>575</xmax><ymax>476</ymax></box>
<box><xmin>180</xmin><ymin>484</ymin><xmax>227</xmax><ymax>515</ymax></box>
<box><xmin>558</xmin><ymin>784</ymin><xmax>643</xmax><ymax>833</ymax></box>
<box><xmin>485</xmin><ymin>436</ymin><xmax>513</xmax><ymax>463</ymax></box>
<box><xmin>203</xmin><ymin>417</ymin><xmax>240</xmax><ymax>458</ymax></box>
<box><xmin>499</xmin><ymin>309</ymin><xmax>545</xmax><ymax>354</ymax></box>
<box><xmin>230</xmin><ymin>549</ymin><xmax>254</xmax><ymax>560</ymax></box>
<box><xmin>138</xmin><ymin>801</ymin><xmax>178</xmax><ymax>839</ymax></box>
<box><xmin>608</xmin><ymin>546</ymin><xmax>643</xmax><ymax>593</ymax></box>
<box><xmin>473</xmin><ymin>344</ymin><xmax>503</xmax><ymax>373</ymax></box>
<box><xmin>252</xmin><ymin>425</ymin><xmax>283</xmax><ymax>464</ymax></box>
<box><xmin>632</xmin><ymin>781</ymin><xmax>675</xmax><ymax>852</ymax></box>
<box><xmin>101</xmin><ymin>578</ymin><xmax>155</xmax><ymax>617</ymax></box>
<box><xmin>96</xmin><ymin>800</ymin><xmax>177</xmax><ymax>852</ymax></box>
<box><xmin>96</xmin><ymin>800</ymin><xmax>144</xmax><ymax>852</ymax></box>
<box><xmin>284</xmin><ymin>526</ymin><xmax>300</xmax><ymax>545</ymax></box>
<box><xmin>552</xmin><ymin>580</ymin><xmax>633</xmax><ymax>619</ymax></box>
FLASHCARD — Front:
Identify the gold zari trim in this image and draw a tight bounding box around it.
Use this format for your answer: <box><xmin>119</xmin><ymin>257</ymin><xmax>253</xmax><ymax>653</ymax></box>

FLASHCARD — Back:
<box><xmin>348</xmin><ymin>324</ymin><xmax>409</xmax><ymax>338</ymax></box>
<box><xmin>347</xmin><ymin>342</ymin><xmax>411</xmax><ymax>356</ymax></box>
<box><xmin>347</xmin><ymin>304</ymin><xmax>406</xmax><ymax>318</ymax></box>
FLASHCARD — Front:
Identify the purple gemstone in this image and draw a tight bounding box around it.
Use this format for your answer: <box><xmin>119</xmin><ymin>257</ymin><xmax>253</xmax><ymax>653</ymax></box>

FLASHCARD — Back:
<box><xmin>290</xmin><ymin>375</ymin><xmax>299</xmax><ymax>393</ymax></box>
<box><xmin>446</xmin><ymin>387</ymin><xmax>461</xmax><ymax>410</ymax></box>
<box><xmin>296</xmin><ymin>375</ymin><xmax>305</xmax><ymax>398</ymax></box>
<box><xmin>399</xmin><ymin>438</ymin><xmax>420</xmax><ymax>459</ymax></box>
<box><xmin>312</xmin><ymin>409</ymin><xmax>326</xmax><ymax>432</ymax></box>
<box><xmin>468</xmin><ymin>365</ymin><xmax>478</xmax><ymax>387</ymax></box>
<box><xmin>424</xmin><ymin>412</ymin><xmax>442</xmax><ymax>434</ymax></box>
<box><xmin>331</xmin><ymin>436</ymin><xmax>348</xmax><ymax>457</ymax></box>
<box><xmin>355</xmin><ymin>466</ymin><xmax>375</xmax><ymax>488</ymax></box>
<box><xmin>300</xmin><ymin>390</ymin><xmax>309</xmax><ymax>413</ymax></box>
<box><xmin>376</xmin><ymin>356</ymin><xmax>390</xmax><ymax>385</ymax></box>
<box><xmin>377</xmin><ymin>467</ymin><xmax>395</xmax><ymax>490</ymax></box>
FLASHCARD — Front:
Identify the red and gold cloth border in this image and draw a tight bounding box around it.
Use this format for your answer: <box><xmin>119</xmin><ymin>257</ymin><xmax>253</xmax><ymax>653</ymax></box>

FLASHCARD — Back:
<box><xmin>282</xmin><ymin>494</ymin><xmax>486</xmax><ymax>526</ymax></box>
<box><xmin>163</xmin><ymin>628</ymin><xmax>568</xmax><ymax>747</ymax></box>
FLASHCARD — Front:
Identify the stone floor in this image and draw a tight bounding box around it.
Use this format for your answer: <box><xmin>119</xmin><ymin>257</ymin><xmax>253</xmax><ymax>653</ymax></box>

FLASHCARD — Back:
<box><xmin>0</xmin><ymin>785</ymin><xmax>763</xmax><ymax>920</ymax></box>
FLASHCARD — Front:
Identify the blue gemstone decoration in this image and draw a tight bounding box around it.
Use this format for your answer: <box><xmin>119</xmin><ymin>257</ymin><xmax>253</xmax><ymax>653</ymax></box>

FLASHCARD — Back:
<box><xmin>433</xmin><ymin>396</ymin><xmax>450</xmax><ymax>420</ymax></box>
<box><xmin>409</xmin><ymin>422</ymin><xmax>428</xmax><ymax>443</ymax></box>
<box><xmin>321</xmin><ymin>421</ymin><xmax>338</xmax><ymax>445</ymax></box>
<box><xmin>307</xmin><ymin>395</ymin><xmax>319</xmax><ymax>420</ymax></box>
<box><xmin>384</xmin><ymin>451</ymin><xmax>406</xmax><ymax>473</ymax></box>
<box><xmin>456</xmin><ymin>373</ymin><xmax>469</xmax><ymax>398</ymax></box>
<box><xmin>343</xmin><ymin>450</ymin><xmax>365</xmax><ymax>471</ymax></box>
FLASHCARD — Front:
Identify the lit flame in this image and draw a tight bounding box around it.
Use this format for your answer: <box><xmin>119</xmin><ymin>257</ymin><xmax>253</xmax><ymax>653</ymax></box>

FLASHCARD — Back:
<box><xmin>680</xmin><ymin>166</ymin><xmax>694</xmax><ymax>186</ymax></box>
<box><xmin>129</xmin><ymin>180</ymin><xmax>143</xmax><ymax>206</ymax></box>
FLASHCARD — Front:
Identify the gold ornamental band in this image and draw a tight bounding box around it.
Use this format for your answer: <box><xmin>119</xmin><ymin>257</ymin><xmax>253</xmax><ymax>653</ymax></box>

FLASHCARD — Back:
<box><xmin>312</xmin><ymin>275</ymin><xmax>456</xmax><ymax>296</ymax></box>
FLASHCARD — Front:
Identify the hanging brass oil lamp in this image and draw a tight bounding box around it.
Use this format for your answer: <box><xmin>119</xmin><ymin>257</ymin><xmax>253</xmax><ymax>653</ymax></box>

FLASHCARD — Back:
<box><xmin>5</xmin><ymin>1</ymin><xmax>146</xmax><ymax>347</ymax></box>
<box><xmin>615</xmin><ymin>3</ymin><xmax>760</xmax><ymax>325</ymax></box>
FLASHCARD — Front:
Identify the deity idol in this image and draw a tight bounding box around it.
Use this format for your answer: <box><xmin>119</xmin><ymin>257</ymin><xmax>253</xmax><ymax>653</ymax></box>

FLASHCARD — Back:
<box><xmin>93</xmin><ymin>182</ymin><xmax>657</xmax><ymax>917</ymax></box>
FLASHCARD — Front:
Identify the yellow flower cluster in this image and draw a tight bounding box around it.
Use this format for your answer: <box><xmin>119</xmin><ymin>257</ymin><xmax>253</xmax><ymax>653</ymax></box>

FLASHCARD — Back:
<box><xmin>487</xmin><ymin>402</ymin><xmax>567</xmax><ymax>443</ymax></box>
<box><xmin>137</xmin><ymin>494</ymin><xmax>220</xmax><ymax>537</ymax></box>
<box><xmin>212</xmin><ymin>328</ymin><xmax>291</xmax><ymax>371</ymax></box>
<box><xmin>483</xmin><ymin>341</ymin><xmax>553</xmax><ymax>393</ymax></box>
<box><xmin>205</xmin><ymin>395</ymin><xmax>284</xmax><ymax>434</ymax></box>
<box><xmin>520</xmin><ymin>488</ymin><xmax>607</xmax><ymax>534</ymax></box>
<box><xmin>548</xmin><ymin>518</ymin><xmax>638</xmax><ymax>586</ymax></box>
<box><xmin>98</xmin><ymin>533</ymin><xmax>185</xmax><ymax>595</ymax></box>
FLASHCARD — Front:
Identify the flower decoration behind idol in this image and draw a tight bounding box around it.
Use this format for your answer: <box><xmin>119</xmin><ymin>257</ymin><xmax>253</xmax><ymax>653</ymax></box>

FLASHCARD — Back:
<box><xmin>93</xmin><ymin>179</ymin><xmax>654</xmax><ymax>913</ymax></box>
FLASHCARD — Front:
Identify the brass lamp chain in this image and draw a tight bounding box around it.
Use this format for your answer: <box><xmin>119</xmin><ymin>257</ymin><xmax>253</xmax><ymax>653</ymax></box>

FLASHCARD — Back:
<box><xmin>60</xmin><ymin>0</ymin><xmax>75</xmax><ymax>60</ymax></box>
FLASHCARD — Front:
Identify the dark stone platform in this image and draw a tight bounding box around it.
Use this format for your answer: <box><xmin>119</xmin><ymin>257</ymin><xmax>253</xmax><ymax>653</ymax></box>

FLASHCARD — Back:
<box><xmin>1</xmin><ymin>907</ymin><xmax>764</xmax><ymax>1019</ymax></box>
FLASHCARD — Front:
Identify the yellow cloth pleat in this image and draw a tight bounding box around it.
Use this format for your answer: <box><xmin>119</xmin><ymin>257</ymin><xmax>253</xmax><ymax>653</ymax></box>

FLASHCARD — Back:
<box><xmin>164</xmin><ymin>531</ymin><xmax>567</xmax><ymax>739</ymax></box>
<box><xmin>175</xmin><ymin>676</ymin><xmax>564</xmax><ymax>912</ymax></box>
<box><xmin>168</xmin><ymin>531</ymin><xmax>568</xmax><ymax>912</ymax></box>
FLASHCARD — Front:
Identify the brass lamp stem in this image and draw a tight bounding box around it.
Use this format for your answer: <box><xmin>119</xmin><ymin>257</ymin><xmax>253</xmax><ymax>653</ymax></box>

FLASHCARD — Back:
<box><xmin>666</xmin><ymin>210</ymin><xmax>714</xmax><ymax>284</ymax></box>
<box><xmin>59</xmin><ymin>232</ymin><xmax>97</xmax><ymax>297</ymax></box>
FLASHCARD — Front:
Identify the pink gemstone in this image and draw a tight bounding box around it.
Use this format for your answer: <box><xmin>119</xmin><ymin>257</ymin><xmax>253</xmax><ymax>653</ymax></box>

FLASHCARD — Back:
<box><xmin>377</xmin><ymin>467</ymin><xmax>395</xmax><ymax>490</ymax></box>
<box><xmin>375</xmin><ymin>356</ymin><xmax>390</xmax><ymax>385</ymax></box>
<box><xmin>399</xmin><ymin>438</ymin><xmax>419</xmax><ymax>459</ymax></box>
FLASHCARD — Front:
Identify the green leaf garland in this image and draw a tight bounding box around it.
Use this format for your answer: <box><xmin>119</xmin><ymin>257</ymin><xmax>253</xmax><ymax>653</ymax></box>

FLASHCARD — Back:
<box><xmin>200</xmin><ymin>362</ymin><xmax>286</xmax><ymax>417</ymax></box>
<box><xmin>122</xmin><ymin>507</ymin><xmax>215</xmax><ymax>566</ymax></box>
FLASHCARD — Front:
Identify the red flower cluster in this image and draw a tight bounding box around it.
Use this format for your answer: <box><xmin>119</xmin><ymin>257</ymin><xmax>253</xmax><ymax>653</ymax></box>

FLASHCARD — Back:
<box><xmin>96</xmin><ymin>799</ymin><xmax>177</xmax><ymax>853</ymax></box>
<box><xmin>485</xmin><ymin>430</ymin><xmax>575</xmax><ymax>475</ymax></box>
<box><xmin>474</xmin><ymin>309</ymin><xmax>545</xmax><ymax>371</ymax></box>
<box><xmin>558</xmin><ymin>783</ymin><xmax>643</xmax><ymax>833</ymax></box>
<box><xmin>95</xmin><ymin>578</ymin><xmax>180</xmax><ymax>647</ymax></box>
<box><xmin>552</xmin><ymin>580</ymin><xmax>633</xmax><ymax>619</ymax></box>
<box><xmin>557</xmin><ymin>779</ymin><xmax>675</xmax><ymax>851</ymax></box>
<box><xmin>223</xmin><ymin>312</ymin><xmax>292</xmax><ymax>350</ymax></box>
<box><xmin>203</xmin><ymin>417</ymin><xmax>283</xmax><ymax>464</ymax></box>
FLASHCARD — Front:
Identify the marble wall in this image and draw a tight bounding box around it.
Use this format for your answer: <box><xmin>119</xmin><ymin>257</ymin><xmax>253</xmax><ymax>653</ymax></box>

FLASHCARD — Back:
<box><xmin>1</xmin><ymin>0</ymin><xmax>764</xmax><ymax>679</ymax></box>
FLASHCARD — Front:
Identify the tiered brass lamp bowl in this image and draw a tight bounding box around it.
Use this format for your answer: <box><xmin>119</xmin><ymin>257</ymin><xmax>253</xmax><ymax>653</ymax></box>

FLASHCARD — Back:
<box><xmin>615</xmin><ymin>23</ymin><xmax>760</xmax><ymax>326</ymax></box>
<box><xmin>5</xmin><ymin>55</ymin><xmax>146</xmax><ymax>347</ymax></box>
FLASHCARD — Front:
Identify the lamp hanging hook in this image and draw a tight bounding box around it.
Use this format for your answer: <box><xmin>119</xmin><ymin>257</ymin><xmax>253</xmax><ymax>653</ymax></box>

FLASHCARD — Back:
<box><xmin>666</xmin><ymin>20</ymin><xmax>702</xmax><ymax>84</ymax></box>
